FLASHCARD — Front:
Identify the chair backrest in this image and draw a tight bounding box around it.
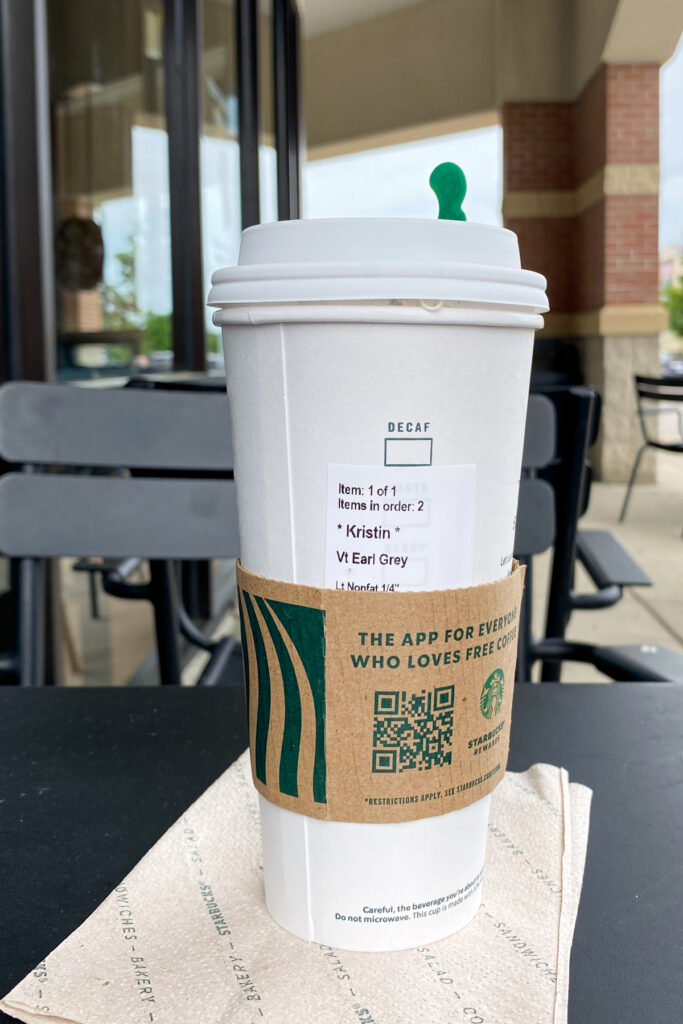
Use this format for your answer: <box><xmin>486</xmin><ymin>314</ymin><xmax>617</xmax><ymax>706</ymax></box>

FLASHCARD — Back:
<box><xmin>635</xmin><ymin>375</ymin><xmax>683</xmax><ymax>404</ymax></box>
<box><xmin>634</xmin><ymin>375</ymin><xmax>683</xmax><ymax>444</ymax></box>
<box><xmin>514</xmin><ymin>394</ymin><xmax>557</xmax><ymax>558</ymax></box>
<box><xmin>0</xmin><ymin>382</ymin><xmax>239</xmax><ymax>559</ymax></box>
<box><xmin>536</xmin><ymin>385</ymin><xmax>599</xmax><ymax>625</ymax></box>
<box><xmin>513</xmin><ymin>387</ymin><xmax>600</xmax><ymax>680</ymax></box>
<box><xmin>0</xmin><ymin>381</ymin><xmax>233</xmax><ymax>469</ymax></box>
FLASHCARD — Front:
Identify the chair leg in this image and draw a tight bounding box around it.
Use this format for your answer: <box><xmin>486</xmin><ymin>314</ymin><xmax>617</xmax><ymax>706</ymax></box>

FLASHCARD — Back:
<box><xmin>89</xmin><ymin>572</ymin><xmax>100</xmax><ymax>619</ymax></box>
<box><xmin>619</xmin><ymin>444</ymin><xmax>647</xmax><ymax>522</ymax></box>
<box><xmin>149</xmin><ymin>560</ymin><xmax>182</xmax><ymax>686</ymax></box>
<box><xmin>196</xmin><ymin>637</ymin><xmax>239</xmax><ymax>687</ymax></box>
<box><xmin>18</xmin><ymin>558</ymin><xmax>45</xmax><ymax>687</ymax></box>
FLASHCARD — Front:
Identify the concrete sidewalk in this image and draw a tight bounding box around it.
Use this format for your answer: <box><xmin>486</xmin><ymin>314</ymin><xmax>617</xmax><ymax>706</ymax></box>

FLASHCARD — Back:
<box><xmin>531</xmin><ymin>449</ymin><xmax>683</xmax><ymax>681</ymax></box>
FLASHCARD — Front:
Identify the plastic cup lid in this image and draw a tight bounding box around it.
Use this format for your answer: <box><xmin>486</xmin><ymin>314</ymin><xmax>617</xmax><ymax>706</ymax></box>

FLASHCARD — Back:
<box><xmin>207</xmin><ymin>218</ymin><xmax>548</xmax><ymax>312</ymax></box>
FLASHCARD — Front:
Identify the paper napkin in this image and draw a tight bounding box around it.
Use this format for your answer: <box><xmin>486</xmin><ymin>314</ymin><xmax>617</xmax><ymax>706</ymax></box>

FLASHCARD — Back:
<box><xmin>2</xmin><ymin>753</ymin><xmax>591</xmax><ymax>1024</ymax></box>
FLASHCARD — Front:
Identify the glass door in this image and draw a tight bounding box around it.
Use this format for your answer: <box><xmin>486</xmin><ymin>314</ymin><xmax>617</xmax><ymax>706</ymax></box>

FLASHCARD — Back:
<box><xmin>201</xmin><ymin>0</ymin><xmax>241</xmax><ymax>367</ymax></box>
<box><xmin>48</xmin><ymin>0</ymin><xmax>174</xmax><ymax>380</ymax></box>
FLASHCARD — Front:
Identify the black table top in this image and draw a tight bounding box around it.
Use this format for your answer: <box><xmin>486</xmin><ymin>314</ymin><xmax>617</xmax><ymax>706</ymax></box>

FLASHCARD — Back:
<box><xmin>1</xmin><ymin>684</ymin><xmax>681</xmax><ymax>1024</ymax></box>
<box><xmin>126</xmin><ymin>373</ymin><xmax>226</xmax><ymax>392</ymax></box>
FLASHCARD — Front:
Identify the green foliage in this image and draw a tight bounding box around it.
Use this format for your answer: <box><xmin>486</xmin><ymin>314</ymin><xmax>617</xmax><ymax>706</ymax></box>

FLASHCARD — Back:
<box><xmin>101</xmin><ymin>242</ymin><xmax>141</xmax><ymax>330</ymax></box>
<box><xmin>662</xmin><ymin>278</ymin><xmax>683</xmax><ymax>337</ymax></box>
<box><xmin>102</xmin><ymin>242</ymin><xmax>223</xmax><ymax>361</ymax></box>
<box><xmin>140</xmin><ymin>314</ymin><xmax>221</xmax><ymax>357</ymax></box>
<box><xmin>106</xmin><ymin>345</ymin><xmax>135</xmax><ymax>366</ymax></box>
<box><xmin>142</xmin><ymin>312</ymin><xmax>173</xmax><ymax>354</ymax></box>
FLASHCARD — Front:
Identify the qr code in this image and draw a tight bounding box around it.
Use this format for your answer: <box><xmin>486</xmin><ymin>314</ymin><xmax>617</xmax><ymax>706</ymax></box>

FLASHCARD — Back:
<box><xmin>372</xmin><ymin>686</ymin><xmax>454</xmax><ymax>773</ymax></box>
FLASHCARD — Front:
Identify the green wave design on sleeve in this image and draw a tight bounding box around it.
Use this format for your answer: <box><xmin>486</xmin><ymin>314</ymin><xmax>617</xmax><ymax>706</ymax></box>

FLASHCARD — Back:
<box><xmin>255</xmin><ymin>596</ymin><xmax>302</xmax><ymax>798</ymax></box>
<box><xmin>267</xmin><ymin>598</ymin><xmax>326</xmax><ymax>806</ymax></box>
<box><xmin>241</xmin><ymin>591</ymin><xmax>270</xmax><ymax>786</ymax></box>
<box><xmin>237</xmin><ymin>589</ymin><xmax>250</xmax><ymax>726</ymax></box>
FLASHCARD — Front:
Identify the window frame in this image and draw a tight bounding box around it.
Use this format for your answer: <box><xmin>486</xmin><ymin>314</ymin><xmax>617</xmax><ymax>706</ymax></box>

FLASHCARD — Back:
<box><xmin>0</xmin><ymin>0</ymin><xmax>302</xmax><ymax>381</ymax></box>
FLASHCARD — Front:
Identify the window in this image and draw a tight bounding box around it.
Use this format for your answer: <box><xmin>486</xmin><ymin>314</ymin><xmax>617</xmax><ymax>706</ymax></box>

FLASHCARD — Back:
<box><xmin>48</xmin><ymin>0</ymin><xmax>174</xmax><ymax>380</ymax></box>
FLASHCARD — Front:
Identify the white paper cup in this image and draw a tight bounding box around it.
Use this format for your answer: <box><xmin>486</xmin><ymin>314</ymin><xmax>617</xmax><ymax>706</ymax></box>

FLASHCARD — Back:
<box><xmin>209</xmin><ymin>219</ymin><xmax>547</xmax><ymax>951</ymax></box>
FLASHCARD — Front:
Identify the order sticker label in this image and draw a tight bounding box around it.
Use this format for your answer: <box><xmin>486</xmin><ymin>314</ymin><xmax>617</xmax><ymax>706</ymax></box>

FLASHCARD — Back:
<box><xmin>325</xmin><ymin>464</ymin><xmax>476</xmax><ymax>592</ymax></box>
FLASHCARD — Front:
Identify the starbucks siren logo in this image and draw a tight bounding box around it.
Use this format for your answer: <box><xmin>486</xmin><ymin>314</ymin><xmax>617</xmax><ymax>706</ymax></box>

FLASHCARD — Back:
<box><xmin>480</xmin><ymin>669</ymin><xmax>504</xmax><ymax>719</ymax></box>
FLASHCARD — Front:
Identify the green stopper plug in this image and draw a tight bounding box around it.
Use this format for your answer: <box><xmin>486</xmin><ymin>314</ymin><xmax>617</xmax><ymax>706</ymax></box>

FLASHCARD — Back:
<box><xmin>429</xmin><ymin>162</ymin><xmax>467</xmax><ymax>221</ymax></box>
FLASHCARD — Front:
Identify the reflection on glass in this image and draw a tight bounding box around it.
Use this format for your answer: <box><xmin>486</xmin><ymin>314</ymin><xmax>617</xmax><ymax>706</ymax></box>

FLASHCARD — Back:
<box><xmin>48</xmin><ymin>0</ymin><xmax>174</xmax><ymax>380</ymax></box>
<box><xmin>259</xmin><ymin>0</ymin><xmax>278</xmax><ymax>224</ymax></box>
<box><xmin>201</xmin><ymin>0</ymin><xmax>241</xmax><ymax>368</ymax></box>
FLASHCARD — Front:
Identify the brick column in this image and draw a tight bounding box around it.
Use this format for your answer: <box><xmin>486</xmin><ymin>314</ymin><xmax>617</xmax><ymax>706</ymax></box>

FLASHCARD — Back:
<box><xmin>503</xmin><ymin>65</ymin><xmax>665</xmax><ymax>482</ymax></box>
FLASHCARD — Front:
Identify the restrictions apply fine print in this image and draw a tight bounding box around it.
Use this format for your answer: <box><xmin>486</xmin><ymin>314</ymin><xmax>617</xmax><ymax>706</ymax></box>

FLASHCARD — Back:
<box><xmin>237</xmin><ymin>561</ymin><xmax>525</xmax><ymax>824</ymax></box>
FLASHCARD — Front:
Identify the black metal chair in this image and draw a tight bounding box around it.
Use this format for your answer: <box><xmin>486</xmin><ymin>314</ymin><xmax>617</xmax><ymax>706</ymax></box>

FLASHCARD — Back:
<box><xmin>0</xmin><ymin>382</ymin><xmax>240</xmax><ymax>687</ymax></box>
<box><xmin>619</xmin><ymin>374</ymin><xmax>683</xmax><ymax>522</ymax></box>
<box><xmin>514</xmin><ymin>387</ymin><xmax>683</xmax><ymax>682</ymax></box>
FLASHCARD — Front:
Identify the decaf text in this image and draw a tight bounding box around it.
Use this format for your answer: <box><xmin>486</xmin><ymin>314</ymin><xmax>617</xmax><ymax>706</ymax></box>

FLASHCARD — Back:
<box><xmin>386</xmin><ymin>421</ymin><xmax>430</xmax><ymax>432</ymax></box>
